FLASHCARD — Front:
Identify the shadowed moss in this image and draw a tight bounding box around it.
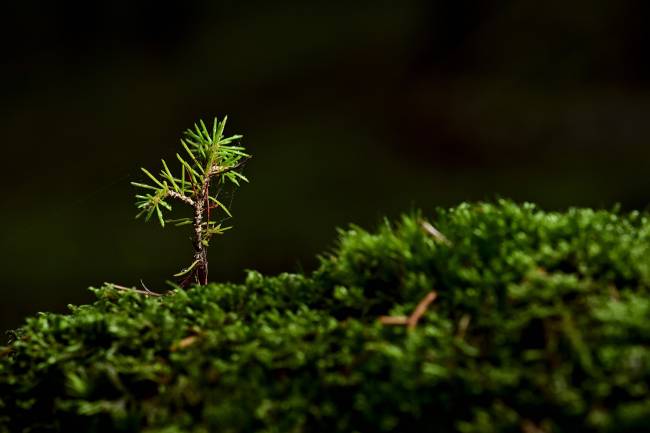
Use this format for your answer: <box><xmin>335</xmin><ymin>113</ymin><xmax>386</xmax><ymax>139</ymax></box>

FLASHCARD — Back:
<box><xmin>2</xmin><ymin>200</ymin><xmax>650</xmax><ymax>432</ymax></box>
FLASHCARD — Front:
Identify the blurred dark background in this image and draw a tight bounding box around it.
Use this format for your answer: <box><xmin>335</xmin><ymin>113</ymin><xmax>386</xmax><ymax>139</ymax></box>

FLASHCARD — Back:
<box><xmin>1</xmin><ymin>1</ymin><xmax>650</xmax><ymax>331</ymax></box>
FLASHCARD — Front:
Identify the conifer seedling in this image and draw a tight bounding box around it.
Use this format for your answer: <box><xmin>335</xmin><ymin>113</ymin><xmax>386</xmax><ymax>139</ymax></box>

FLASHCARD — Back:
<box><xmin>131</xmin><ymin>116</ymin><xmax>250</xmax><ymax>286</ymax></box>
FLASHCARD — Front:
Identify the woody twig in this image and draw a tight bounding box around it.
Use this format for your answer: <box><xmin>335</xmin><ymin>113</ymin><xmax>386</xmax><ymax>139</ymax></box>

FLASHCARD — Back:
<box><xmin>379</xmin><ymin>291</ymin><xmax>438</xmax><ymax>330</ymax></box>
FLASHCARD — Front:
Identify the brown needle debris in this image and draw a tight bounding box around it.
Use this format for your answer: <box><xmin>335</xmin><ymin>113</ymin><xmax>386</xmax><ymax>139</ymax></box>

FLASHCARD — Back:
<box><xmin>171</xmin><ymin>335</ymin><xmax>200</xmax><ymax>352</ymax></box>
<box><xmin>379</xmin><ymin>291</ymin><xmax>438</xmax><ymax>330</ymax></box>
<box><xmin>420</xmin><ymin>220</ymin><xmax>452</xmax><ymax>246</ymax></box>
<box><xmin>521</xmin><ymin>420</ymin><xmax>547</xmax><ymax>433</ymax></box>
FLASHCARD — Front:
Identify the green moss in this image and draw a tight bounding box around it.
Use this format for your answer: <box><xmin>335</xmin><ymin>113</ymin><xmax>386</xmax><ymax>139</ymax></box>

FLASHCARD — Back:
<box><xmin>3</xmin><ymin>200</ymin><xmax>650</xmax><ymax>432</ymax></box>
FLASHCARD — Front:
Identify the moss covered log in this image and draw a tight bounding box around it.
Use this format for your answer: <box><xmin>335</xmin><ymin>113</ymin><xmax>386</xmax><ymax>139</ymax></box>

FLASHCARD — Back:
<box><xmin>3</xmin><ymin>200</ymin><xmax>650</xmax><ymax>432</ymax></box>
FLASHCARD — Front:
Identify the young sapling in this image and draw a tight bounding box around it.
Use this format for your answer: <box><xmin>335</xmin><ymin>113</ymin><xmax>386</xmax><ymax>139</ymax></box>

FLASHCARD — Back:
<box><xmin>132</xmin><ymin>116</ymin><xmax>250</xmax><ymax>286</ymax></box>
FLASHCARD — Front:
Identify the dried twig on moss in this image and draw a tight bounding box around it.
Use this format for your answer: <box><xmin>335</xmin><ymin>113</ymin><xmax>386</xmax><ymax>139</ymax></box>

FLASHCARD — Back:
<box><xmin>171</xmin><ymin>335</ymin><xmax>202</xmax><ymax>352</ymax></box>
<box><xmin>379</xmin><ymin>291</ymin><xmax>438</xmax><ymax>330</ymax></box>
<box><xmin>107</xmin><ymin>283</ymin><xmax>164</xmax><ymax>297</ymax></box>
<box><xmin>420</xmin><ymin>220</ymin><xmax>452</xmax><ymax>245</ymax></box>
<box><xmin>456</xmin><ymin>314</ymin><xmax>471</xmax><ymax>340</ymax></box>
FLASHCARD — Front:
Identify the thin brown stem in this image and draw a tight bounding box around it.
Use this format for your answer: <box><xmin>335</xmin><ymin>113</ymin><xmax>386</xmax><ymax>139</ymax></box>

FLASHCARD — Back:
<box><xmin>107</xmin><ymin>283</ymin><xmax>163</xmax><ymax>297</ymax></box>
<box><xmin>181</xmin><ymin>158</ymin><xmax>250</xmax><ymax>287</ymax></box>
<box><xmin>379</xmin><ymin>316</ymin><xmax>409</xmax><ymax>325</ymax></box>
<box><xmin>192</xmin><ymin>187</ymin><xmax>208</xmax><ymax>286</ymax></box>
<box><xmin>379</xmin><ymin>291</ymin><xmax>438</xmax><ymax>330</ymax></box>
<box><xmin>420</xmin><ymin>220</ymin><xmax>452</xmax><ymax>245</ymax></box>
<box><xmin>407</xmin><ymin>291</ymin><xmax>438</xmax><ymax>329</ymax></box>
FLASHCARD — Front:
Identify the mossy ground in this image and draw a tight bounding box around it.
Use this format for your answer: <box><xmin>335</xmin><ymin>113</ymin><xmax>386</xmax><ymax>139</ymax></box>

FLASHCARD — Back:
<box><xmin>3</xmin><ymin>200</ymin><xmax>650</xmax><ymax>432</ymax></box>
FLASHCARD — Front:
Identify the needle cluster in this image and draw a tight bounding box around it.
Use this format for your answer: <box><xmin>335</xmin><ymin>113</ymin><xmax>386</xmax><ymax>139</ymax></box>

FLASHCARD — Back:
<box><xmin>131</xmin><ymin>116</ymin><xmax>250</xmax><ymax>285</ymax></box>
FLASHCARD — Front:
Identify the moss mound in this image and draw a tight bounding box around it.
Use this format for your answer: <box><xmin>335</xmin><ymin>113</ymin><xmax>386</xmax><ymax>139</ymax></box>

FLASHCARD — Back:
<box><xmin>3</xmin><ymin>200</ymin><xmax>650</xmax><ymax>432</ymax></box>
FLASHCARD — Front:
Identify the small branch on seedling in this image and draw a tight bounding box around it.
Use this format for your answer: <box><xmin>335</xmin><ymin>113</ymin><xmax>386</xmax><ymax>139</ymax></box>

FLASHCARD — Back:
<box><xmin>131</xmin><ymin>116</ymin><xmax>251</xmax><ymax>287</ymax></box>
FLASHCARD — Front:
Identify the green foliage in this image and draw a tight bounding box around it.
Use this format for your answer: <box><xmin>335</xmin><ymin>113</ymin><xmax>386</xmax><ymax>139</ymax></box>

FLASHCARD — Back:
<box><xmin>3</xmin><ymin>200</ymin><xmax>650</xmax><ymax>432</ymax></box>
<box><xmin>132</xmin><ymin>117</ymin><xmax>250</xmax><ymax>284</ymax></box>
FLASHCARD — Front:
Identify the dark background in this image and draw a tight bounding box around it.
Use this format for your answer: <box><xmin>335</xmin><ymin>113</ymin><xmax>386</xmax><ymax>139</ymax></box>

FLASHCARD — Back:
<box><xmin>2</xmin><ymin>1</ymin><xmax>650</xmax><ymax>331</ymax></box>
